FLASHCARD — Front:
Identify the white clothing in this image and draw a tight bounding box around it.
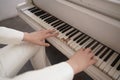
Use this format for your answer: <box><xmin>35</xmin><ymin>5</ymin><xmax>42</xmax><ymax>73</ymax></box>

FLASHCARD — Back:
<box><xmin>0</xmin><ymin>27</ymin><xmax>74</xmax><ymax>80</ymax></box>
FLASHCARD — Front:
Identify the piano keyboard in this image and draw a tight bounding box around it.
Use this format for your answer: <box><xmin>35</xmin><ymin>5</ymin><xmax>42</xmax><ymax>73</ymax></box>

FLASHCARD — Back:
<box><xmin>22</xmin><ymin>6</ymin><xmax>120</xmax><ymax>80</ymax></box>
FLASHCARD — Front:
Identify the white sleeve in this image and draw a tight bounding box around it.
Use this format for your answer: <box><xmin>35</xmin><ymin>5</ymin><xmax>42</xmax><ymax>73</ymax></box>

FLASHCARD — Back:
<box><xmin>12</xmin><ymin>62</ymin><xmax>74</xmax><ymax>80</ymax></box>
<box><xmin>0</xmin><ymin>27</ymin><xmax>24</xmax><ymax>44</ymax></box>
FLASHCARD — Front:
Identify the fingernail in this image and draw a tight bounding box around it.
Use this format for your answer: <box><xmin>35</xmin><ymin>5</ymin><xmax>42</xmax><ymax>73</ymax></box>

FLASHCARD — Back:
<box><xmin>47</xmin><ymin>44</ymin><xmax>50</xmax><ymax>46</ymax></box>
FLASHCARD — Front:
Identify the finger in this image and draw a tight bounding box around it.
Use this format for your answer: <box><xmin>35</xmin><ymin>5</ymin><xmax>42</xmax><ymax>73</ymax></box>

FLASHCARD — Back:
<box><xmin>37</xmin><ymin>29</ymin><xmax>45</xmax><ymax>33</ymax></box>
<box><xmin>77</xmin><ymin>48</ymin><xmax>84</xmax><ymax>52</ymax></box>
<box><xmin>45</xmin><ymin>32</ymin><xmax>59</xmax><ymax>38</ymax></box>
<box><xmin>39</xmin><ymin>42</ymin><xmax>50</xmax><ymax>46</ymax></box>
<box><xmin>88</xmin><ymin>58</ymin><xmax>97</xmax><ymax>66</ymax></box>
<box><xmin>89</xmin><ymin>52</ymin><xmax>95</xmax><ymax>58</ymax></box>
<box><xmin>84</xmin><ymin>48</ymin><xmax>92</xmax><ymax>53</ymax></box>
<box><xmin>45</xmin><ymin>29</ymin><xmax>56</xmax><ymax>34</ymax></box>
<box><xmin>38</xmin><ymin>29</ymin><xmax>44</xmax><ymax>31</ymax></box>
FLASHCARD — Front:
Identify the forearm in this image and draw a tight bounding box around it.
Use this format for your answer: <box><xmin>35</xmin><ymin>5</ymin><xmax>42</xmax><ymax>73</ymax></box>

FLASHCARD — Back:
<box><xmin>0</xmin><ymin>27</ymin><xmax>24</xmax><ymax>44</ymax></box>
<box><xmin>12</xmin><ymin>62</ymin><xmax>74</xmax><ymax>80</ymax></box>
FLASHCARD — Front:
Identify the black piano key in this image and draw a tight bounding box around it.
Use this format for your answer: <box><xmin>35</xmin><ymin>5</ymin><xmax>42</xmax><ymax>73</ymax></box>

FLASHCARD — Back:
<box><xmin>73</xmin><ymin>33</ymin><xmax>84</xmax><ymax>41</ymax></box>
<box><xmin>34</xmin><ymin>10</ymin><xmax>46</xmax><ymax>16</ymax></box>
<box><xmin>104</xmin><ymin>50</ymin><xmax>114</xmax><ymax>62</ymax></box>
<box><xmin>44</xmin><ymin>16</ymin><xmax>53</xmax><ymax>21</ymax></box>
<box><xmin>30</xmin><ymin>8</ymin><xmax>40</xmax><ymax>13</ymax></box>
<box><xmin>80</xmin><ymin>37</ymin><xmax>90</xmax><ymax>45</ymax></box>
<box><xmin>117</xmin><ymin>64</ymin><xmax>120</xmax><ymax>70</ymax></box>
<box><xmin>47</xmin><ymin>17</ymin><xmax>58</xmax><ymax>24</ymax></box>
<box><xmin>111</xmin><ymin>54</ymin><xmax>120</xmax><ymax>67</ymax></box>
<box><xmin>91</xmin><ymin>42</ymin><xmax>99</xmax><ymax>50</ymax></box>
<box><xmin>57</xmin><ymin>24</ymin><xmax>68</xmax><ymax>30</ymax></box>
<box><xmin>61</xmin><ymin>26</ymin><xmax>72</xmax><ymax>33</ymax></box>
<box><xmin>52</xmin><ymin>21</ymin><xmax>63</xmax><ymax>27</ymax></box>
<box><xmin>85</xmin><ymin>40</ymin><xmax>95</xmax><ymax>48</ymax></box>
<box><xmin>59</xmin><ymin>25</ymin><xmax>70</xmax><ymax>31</ymax></box>
<box><xmin>28</xmin><ymin>7</ymin><xmax>36</xmax><ymax>11</ymax></box>
<box><xmin>76</xmin><ymin>34</ymin><xmax>86</xmax><ymax>43</ymax></box>
<box><xmin>51</xmin><ymin>20</ymin><xmax>60</xmax><ymax>26</ymax></box>
<box><xmin>45</xmin><ymin>16</ymin><xmax>56</xmax><ymax>23</ymax></box>
<box><xmin>68</xmin><ymin>30</ymin><xmax>79</xmax><ymax>38</ymax></box>
<box><xmin>40</xmin><ymin>13</ymin><xmax>51</xmax><ymax>19</ymax></box>
<box><xmin>99</xmin><ymin>48</ymin><xmax>110</xmax><ymax>59</ymax></box>
<box><xmin>66</xmin><ymin>29</ymin><xmax>76</xmax><ymax>36</ymax></box>
<box><xmin>95</xmin><ymin>46</ymin><xmax>105</xmax><ymax>56</ymax></box>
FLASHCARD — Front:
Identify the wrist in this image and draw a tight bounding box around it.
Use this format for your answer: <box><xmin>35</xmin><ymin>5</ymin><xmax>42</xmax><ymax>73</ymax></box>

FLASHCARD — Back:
<box><xmin>66</xmin><ymin>60</ymin><xmax>83</xmax><ymax>74</ymax></box>
<box><xmin>23</xmin><ymin>32</ymin><xmax>30</xmax><ymax>41</ymax></box>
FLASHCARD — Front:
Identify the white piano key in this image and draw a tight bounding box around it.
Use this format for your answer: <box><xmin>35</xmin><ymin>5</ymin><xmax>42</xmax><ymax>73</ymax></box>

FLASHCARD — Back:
<box><xmin>23</xmin><ymin>10</ymin><xmax>49</xmax><ymax>29</ymax></box>
<box><xmin>67</xmin><ymin>32</ymin><xmax>82</xmax><ymax>44</ymax></box>
<box><xmin>94</xmin><ymin>45</ymin><xmax>103</xmax><ymax>54</ymax></box>
<box><xmin>98</xmin><ymin>50</ymin><xmax>112</xmax><ymax>67</ymax></box>
<box><xmin>70</xmin><ymin>34</ymin><xmax>85</xmax><ymax>48</ymax></box>
<box><xmin>75</xmin><ymin>38</ymin><xmax>93</xmax><ymax>51</ymax></box>
<box><xmin>82</xmin><ymin>39</ymin><xmax>94</xmax><ymax>48</ymax></box>
<box><xmin>68</xmin><ymin>32</ymin><xmax>82</xmax><ymax>44</ymax></box>
<box><xmin>21</xmin><ymin>6</ymin><xmax>35</xmax><ymax>11</ymax></box>
<box><xmin>64</xmin><ymin>36</ymin><xmax>69</xmax><ymax>40</ymax></box>
<box><xmin>95</xmin><ymin>47</ymin><xmax>108</xmax><ymax>67</ymax></box>
<box><xmin>49</xmin><ymin>19</ymin><xmax>60</xmax><ymax>25</ymax></box>
<box><xmin>70</xmin><ymin>41</ymin><xmax>79</xmax><ymax>48</ymax></box>
<box><xmin>75</xmin><ymin>45</ymin><xmax>82</xmax><ymax>51</ymax></box>
<box><xmin>57</xmin><ymin>32</ymin><xmax>63</xmax><ymax>38</ymax></box>
<box><xmin>108</xmin><ymin>60</ymin><xmax>120</xmax><ymax>77</ymax></box>
<box><xmin>71</xmin><ymin>32</ymin><xmax>82</xmax><ymax>39</ymax></box>
<box><xmin>92</xmin><ymin>44</ymin><xmax>102</xmax><ymax>53</ymax></box>
<box><xmin>40</xmin><ymin>12</ymin><xmax>49</xmax><ymax>17</ymax></box>
<box><xmin>33</xmin><ymin>9</ymin><xmax>42</xmax><ymax>14</ymax></box>
<box><xmin>67</xmin><ymin>39</ymin><xmax>73</xmax><ymax>45</ymax></box>
<box><xmin>55</xmin><ymin>23</ymin><xmax>66</xmax><ymax>29</ymax></box>
<box><xmin>64</xmin><ymin>27</ymin><xmax>74</xmax><ymax>33</ymax></box>
<box><xmin>99</xmin><ymin>52</ymin><xmax>116</xmax><ymax>70</ymax></box>
<box><xmin>74</xmin><ymin>38</ymin><xmax>90</xmax><ymax>50</ymax></box>
<box><xmin>85</xmin><ymin>65</ymin><xmax>113</xmax><ymax>80</ymax></box>
<box><xmin>57</xmin><ymin>27</ymin><xmax>73</xmax><ymax>39</ymax></box>
<box><xmin>78</xmin><ymin>36</ymin><xmax>89</xmax><ymax>44</ymax></box>
<box><xmin>89</xmin><ymin>41</ymin><xmax>98</xmax><ymax>49</ymax></box>
<box><xmin>103</xmin><ymin>53</ymin><xmax>118</xmax><ymax>73</ymax></box>
<box><xmin>113</xmin><ymin>70</ymin><xmax>120</xmax><ymax>80</ymax></box>
<box><xmin>38</xmin><ymin>12</ymin><xmax>47</xmax><ymax>18</ymax></box>
<box><xmin>42</xmin><ymin>15</ymin><xmax>52</xmax><ymax>21</ymax></box>
<box><xmin>118</xmin><ymin>76</ymin><xmax>120</xmax><ymax>80</ymax></box>
<box><xmin>72</xmin><ymin>36</ymin><xmax>89</xmax><ymax>49</ymax></box>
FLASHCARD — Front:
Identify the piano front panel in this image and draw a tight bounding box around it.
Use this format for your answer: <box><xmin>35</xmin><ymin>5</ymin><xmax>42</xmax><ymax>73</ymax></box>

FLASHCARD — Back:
<box><xmin>68</xmin><ymin>0</ymin><xmax>120</xmax><ymax>20</ymax></box>
<box><xmin>33</xmin><ymin>0</ymin><xmax>120</xmax><ymax>53</ymax></box>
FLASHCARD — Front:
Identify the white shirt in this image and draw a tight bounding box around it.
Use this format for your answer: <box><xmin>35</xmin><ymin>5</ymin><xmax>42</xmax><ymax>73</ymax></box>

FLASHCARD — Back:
<box><xmin>0</xmin><ymin>27</ymin><xmax>74</xmax><ymax>80</ymax></box>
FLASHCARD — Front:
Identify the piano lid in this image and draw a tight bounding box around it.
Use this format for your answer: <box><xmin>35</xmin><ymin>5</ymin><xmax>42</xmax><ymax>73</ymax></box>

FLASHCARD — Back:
<box><xmin>32</xmin><ymin>0</ymin><xmax>120</xmax><ymax>53</ymax></box>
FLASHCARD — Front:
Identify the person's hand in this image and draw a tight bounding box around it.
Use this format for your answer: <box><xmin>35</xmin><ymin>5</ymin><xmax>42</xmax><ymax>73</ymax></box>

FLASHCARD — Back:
<box><xmin>23</xmin><ymin>29</ymin><xmax>58</xmax><ymax>46</ymax></box>
<box><xmin>67</xmin><ymin>48</ymin><xmax>97</xmax><ymax>74</ymax></box>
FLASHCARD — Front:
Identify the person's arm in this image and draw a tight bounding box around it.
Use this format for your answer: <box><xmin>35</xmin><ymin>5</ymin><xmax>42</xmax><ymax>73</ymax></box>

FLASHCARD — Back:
<box><xmin>2</xmin><ymin>48</ymin><xmax>96</xmax><ymax>80</ymax></box>
<box><xmin>0</xmin><ymin>27</ymin><xmax>24</xmax><ymax>44</ymax></box>
<box><xmin>13</xmin><ymin>62</ymin><xmax>74</xmax><ymax>80</ymax></box>
<box><xmin>0</xmin><ymin>27</ymin><xmax>58</xmax><ymax>45</ymax></box>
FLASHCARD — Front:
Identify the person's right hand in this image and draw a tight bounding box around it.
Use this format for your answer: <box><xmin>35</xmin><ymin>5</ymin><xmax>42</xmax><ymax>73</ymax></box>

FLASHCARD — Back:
<box><xmin>67</xmin><ymin>48</ymin><xmax>97</xmax><ymax>74</ymax></box>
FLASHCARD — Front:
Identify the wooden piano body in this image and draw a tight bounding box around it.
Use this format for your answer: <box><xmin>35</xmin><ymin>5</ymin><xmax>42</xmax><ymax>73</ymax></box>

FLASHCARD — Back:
<box><xmin>17</xmin><ymin>0</ymin><xmax>120</xmax><ymax>80</ymax></box>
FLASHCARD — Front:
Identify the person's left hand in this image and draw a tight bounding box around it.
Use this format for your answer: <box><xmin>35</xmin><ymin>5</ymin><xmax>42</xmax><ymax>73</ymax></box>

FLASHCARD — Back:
<box><xmin>23</xmin><ymin>29</ymin><xmax>58</xmax><ymax>46</ymax></box>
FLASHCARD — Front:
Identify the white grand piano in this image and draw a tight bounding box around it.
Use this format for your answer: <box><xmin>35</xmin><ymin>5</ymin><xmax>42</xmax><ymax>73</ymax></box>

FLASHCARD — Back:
<box><xmin>17</xmin><ymin>0</ymin><xmax>120</xmax><ymax>80</ymax></box>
